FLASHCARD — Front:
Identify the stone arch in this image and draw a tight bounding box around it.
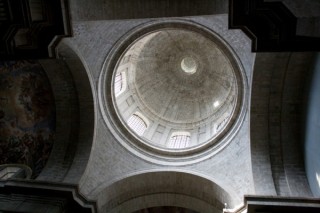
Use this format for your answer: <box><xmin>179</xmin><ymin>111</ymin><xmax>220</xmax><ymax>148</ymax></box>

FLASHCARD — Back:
<box><xmin>36</xmin><ymin>39</ymin><xmax>95</xmax><ymax>184</ymax></box>
<box><xmin>97</xmin><ymin>171</ymin><xmax>238</xmax><ymax>213</ymax></box>
<box><xmin>250</xmin><ymin>52</ymin><xmax>315</xmax><ymax>196</ymax></box>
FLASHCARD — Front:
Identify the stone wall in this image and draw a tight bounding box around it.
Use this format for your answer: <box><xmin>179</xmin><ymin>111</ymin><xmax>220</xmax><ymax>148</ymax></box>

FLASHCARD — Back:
<box><xmin>69</xmin><ymin>0</ymin><xmax>228</xmax><ymax>21</ymax></box>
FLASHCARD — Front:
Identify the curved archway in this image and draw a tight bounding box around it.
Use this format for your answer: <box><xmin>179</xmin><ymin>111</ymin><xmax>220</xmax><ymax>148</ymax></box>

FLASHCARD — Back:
<box><xmin>97</xmin><ymin>171</ymin><xmax>237</xmax><ymax>213</ymax></box>
<box><xmin>250</xmin><ymin>52</ymin><xmax>314</xmax><ymax>196</ymax></box>
<box><xmin>36</xmin><ymin>39</ymin><xmax>95</xmax><ymax>183</ymax></box>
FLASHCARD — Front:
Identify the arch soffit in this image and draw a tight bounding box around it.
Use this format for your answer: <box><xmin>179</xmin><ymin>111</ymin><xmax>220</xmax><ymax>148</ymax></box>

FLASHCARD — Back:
<box><xmin>39</xmin><ymin>39</ymin><xmax>96</xmax><ymax>183</ymax></box>
<box><xmin>97</xmin><ymin>170</ymin><xmax>240</xmax><ymax>212</ymax></box>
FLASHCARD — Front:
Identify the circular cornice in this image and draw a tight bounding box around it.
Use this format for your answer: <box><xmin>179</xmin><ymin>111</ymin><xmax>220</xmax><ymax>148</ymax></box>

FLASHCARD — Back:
<box><xmin>98</xmin><ymin>19</ymin><xmax>248</xmax><ymax>165</ymax></box>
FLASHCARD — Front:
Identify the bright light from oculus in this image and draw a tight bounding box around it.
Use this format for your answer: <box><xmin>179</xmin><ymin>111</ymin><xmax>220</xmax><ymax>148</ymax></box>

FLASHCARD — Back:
<box><xmin>181</xmin><ymin>57</ymin><xmax>197</xmax><ymax>74</ymax></box>
<box><xmin>214</xmin><ymin>101</ymin><xmax>220</xmax><ymax>108</ymax></box>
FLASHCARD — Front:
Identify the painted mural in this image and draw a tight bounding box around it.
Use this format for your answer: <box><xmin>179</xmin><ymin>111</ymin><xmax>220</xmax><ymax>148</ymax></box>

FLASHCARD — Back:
<box><xmin>0</xmin><ymin>60</ymin><xmax>55</xmax><ymax>178</ymax></box>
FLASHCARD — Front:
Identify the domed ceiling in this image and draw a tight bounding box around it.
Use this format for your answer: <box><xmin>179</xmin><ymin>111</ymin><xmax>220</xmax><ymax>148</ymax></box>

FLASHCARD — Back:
<box><xmin>111</xmin><ymin>27</ymin><xmax>241</xmax><ymax>153</ymax></box>
<box><xmin>134</xmin><ymin>30</ymin><xmax>236</xmax><ymax>126</ymax></box>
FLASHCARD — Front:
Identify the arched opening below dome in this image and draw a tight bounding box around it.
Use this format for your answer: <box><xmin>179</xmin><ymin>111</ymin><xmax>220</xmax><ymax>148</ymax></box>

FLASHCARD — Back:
<box><xmin>97</xmin><ymin>171</ymin><xmax>239</xmax><ymax>213</ymax></box>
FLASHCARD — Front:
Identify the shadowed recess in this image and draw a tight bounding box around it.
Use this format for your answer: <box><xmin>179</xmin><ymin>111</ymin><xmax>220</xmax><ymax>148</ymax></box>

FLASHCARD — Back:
<box><xmin>0</xmin><ymin>60</ymin><xmax>55</xmax><ymax>178</ymax></box>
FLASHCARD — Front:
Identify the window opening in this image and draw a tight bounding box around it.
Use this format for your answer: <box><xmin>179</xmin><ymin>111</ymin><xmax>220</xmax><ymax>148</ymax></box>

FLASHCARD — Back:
<box><xmin>127</xmin><ymin>113</ymin><xmax>148</xmax><ymax>136</ymax></box>
<box><xmin>114</xmin><ymin>72</ymin><xmax>122</xmax><ymax>95</ymax></box>
<box><xmin>168</xmin><ymin>132</ymin><xmax>190</xmax><ymax>148</ymax></box>
<box><xmin>114</xmin><ymin>71</ymin><xmax>127</xmax><ymax>97</ymax></box>
<box><xmin>0</xmin><ymin>167</ymin><xmax>21</xmax><ymax>180</ymax></box>
<box><xmin>216</xmin><ymin>115</ymin><xmax>230</xmax><ymax>132</ymax></box>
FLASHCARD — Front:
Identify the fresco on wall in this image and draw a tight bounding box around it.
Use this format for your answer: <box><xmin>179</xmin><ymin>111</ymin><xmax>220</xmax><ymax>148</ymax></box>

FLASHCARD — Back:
<box><xmin>0</xmin><ymin>60</ymin><xmax>55</xmax><ymax>178</ymax></box>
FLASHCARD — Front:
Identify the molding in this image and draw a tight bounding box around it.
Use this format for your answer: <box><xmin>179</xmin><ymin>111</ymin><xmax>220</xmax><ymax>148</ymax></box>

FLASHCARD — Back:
<box><xmin>0</xmin><ymin>0</ymin><xmax>72</xmax><ymax>59</ymax></box>
<box><xmin>229</xmin><ymin>0</ymin><xmax>320</xmax><ymax>51</ymax></box>
<box><xmin>0</xmin><ymin>179</ymin><xmax>97</xmax><ymax>212</ymax></box>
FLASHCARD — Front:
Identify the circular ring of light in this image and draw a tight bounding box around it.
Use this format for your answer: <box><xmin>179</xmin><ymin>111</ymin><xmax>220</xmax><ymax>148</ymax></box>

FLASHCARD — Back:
<box><xmin>181</xmin><ymin>57</ymin><xmax>197</xmax><ymax>74</ymax></box>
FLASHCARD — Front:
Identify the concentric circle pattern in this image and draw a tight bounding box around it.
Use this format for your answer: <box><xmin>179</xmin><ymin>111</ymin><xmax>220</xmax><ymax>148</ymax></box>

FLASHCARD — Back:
<box><xmin>112</xmin><ymin>28</ymin><xmax>239</xmax><ymax>151</ymax></box>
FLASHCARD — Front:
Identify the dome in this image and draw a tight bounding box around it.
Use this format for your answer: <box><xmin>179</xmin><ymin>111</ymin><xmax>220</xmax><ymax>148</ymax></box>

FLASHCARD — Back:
<box><xmin>112</xmin><ymin>28</ymin><xmax>239</xmax><ymax>151</ymax></box>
